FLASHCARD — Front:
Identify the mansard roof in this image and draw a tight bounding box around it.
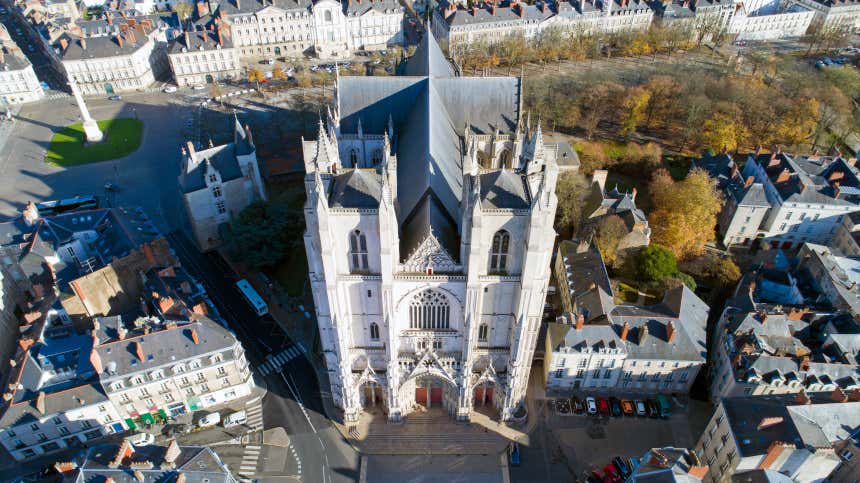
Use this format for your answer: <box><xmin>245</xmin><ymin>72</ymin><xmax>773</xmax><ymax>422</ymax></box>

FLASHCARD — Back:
<box><xmin>334</xmin><ymin>31</ymin><xmax>522</xmax><ymax>260</ymax></box>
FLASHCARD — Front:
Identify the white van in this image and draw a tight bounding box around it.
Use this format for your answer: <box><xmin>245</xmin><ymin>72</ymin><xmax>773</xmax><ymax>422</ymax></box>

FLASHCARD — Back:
<box><xmin>128</xmin><ymin>432</ymin><xmax>155</xmax><ymax>446</ymax></box>
<box><xmin>223</xmin><ymin>410</ymin><xmax>247</xmax><ymax>428</ymax></box>
<box><xmin>198</xmin><ymin>412</ymin><xmax>221</xmax><ymax>428</ymax></box>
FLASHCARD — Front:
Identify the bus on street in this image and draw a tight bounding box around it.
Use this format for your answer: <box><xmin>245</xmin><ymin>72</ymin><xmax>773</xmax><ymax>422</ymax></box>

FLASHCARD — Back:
<box><xmin>235</xmin><ymin>279</ymin><xmax>268</xmax><ymax>316</ymax></box>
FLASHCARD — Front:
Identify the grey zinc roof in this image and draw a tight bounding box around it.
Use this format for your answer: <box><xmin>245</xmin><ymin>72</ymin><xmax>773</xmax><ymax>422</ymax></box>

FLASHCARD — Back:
<box><xmin>329</xmin><ymin>169</ymin><xmax>383</xmax><ymax>208</ymax></box>
<box><xmin>558</xmin><ymin>239</ymin><xmax>615</xmax><ymax>323</ymax></box>
<box><xmin>548</xmin><ymin>323</ymin><xmax>623</xmax><ymax>352</ymax></box>
<box><xmin>73</xmin><ymin>443</ymin><xmax>236</xmax><ymax>483</ymax></box>
<box><xmin>95</xmin><ymin>318</ymin><xmax>237</xmax><ymax>378</ymax></box>
<box><xmin>168</xmin><ymin>28</ymin><xmax>233</xmax><ymax>53</ymax></box>
<box><xmin>732</xmin><ymin>470</ymin><xmax>794</xmax><ymax>483</ymax></box>
<box><xmin>787</xmin><ymin>402</ymin><xmax>860</xmax><ymax>446</ymax></box>
<box><xmin>345</xmin><ymin>0</ymin><xmax>402</xmax><ymax>15</ymax></box>
<box><xmin>722</xmin><ymin>397</ymin><xmax>801</xmax><ymax>456</ymax></box>
<box><xmin>479</xmin><ymin>169</ymin><xmax>529</xmax><ymax>209</ymax></box>
<box><xmin>56</xmin><ymin>32</ymin><xmax>148</xmax><ymax>60</ymax></box>
<box><xmin>179</xmin><ymin>144</ymin><xmax>244</xmax><ymax>194</ymax></box>
<box><xmin>217</xmin><ymin>0</ymin><xmax>311</xmax><ymax>15</ymax></box>
<box><xmin>445</xmin><ymin>3</ymin><xmax>553</xmax><ymax>27</ymax></box>
<box><xmin>0</xmin><ymin>383</ymin><xmax>110</xmax><ymax>429</ymax></box>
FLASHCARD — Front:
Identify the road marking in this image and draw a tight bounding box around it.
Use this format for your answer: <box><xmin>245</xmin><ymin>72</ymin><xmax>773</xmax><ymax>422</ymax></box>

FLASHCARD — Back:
<box><xmin>280</xmin><ymin>372</ymin><xmax>317</xmax><ymax>434</ymax></box>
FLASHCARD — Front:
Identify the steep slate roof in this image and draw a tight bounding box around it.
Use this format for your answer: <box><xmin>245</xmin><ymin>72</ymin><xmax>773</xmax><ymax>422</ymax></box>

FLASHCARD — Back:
<box><xmin>334</xmin><ymin>31</ymin><xmax>522</xmax><ymax>259</ymax></box>
<box><xmin>179</xmin><ymin>119</ymin><xmax>253</xmax><ymax>194</ymax></box>
<box><xmin>479</xmin><ymin>169</ymin><xmax>529</xmax><ymax>209</ymax></box>
<box><xmin>558</xmin><ymin>240</ymin><xmax>615</xmax><ymax>323</ymax></box>
<box><xmin>72</xmin><ymin>443</ymin><xmax>236</xmax><ymax>483</ymax></box>
<box><xmin>329</xmin><ymin>169</ymin><xmax>383</xmax><ymax>208</ymax></box>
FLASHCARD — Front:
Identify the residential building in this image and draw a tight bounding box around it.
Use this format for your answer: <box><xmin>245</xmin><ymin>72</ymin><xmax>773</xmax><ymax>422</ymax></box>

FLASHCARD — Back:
<box><xmin>728</xmin><ymin>0</ymin><xmax>815</xmax><ymax>40</ymax></box>
<box><xmin>829</xmin><ymin>431</ymin><xmax>860</xmax><ymax>483</ymax></box>
<box><xmin>434</xmin><ymin>0</ymin><xmax>654</xmax><ymax>52</ymax></box>
<box><xmin>66</xmin><ymin>440</ymin><xmax>238</xmax><ymax>482</ymax></box>
<box><xmin>702</xmin><ymin>151</ymin><xmax>860</xmax><ymax>250</ymax></box>
<box><xmin>694</xmin><ymin>397</ymin><xmax>859</xmax><ymax>483</ymax></box>
<box><xmin>168</xmin><ymin>24</ymin><xmax>241</xmax><ymax>87</ymax></box>
<box><xmin>796</xmin><ymin>243</ymin><xmax>860</xmax><ymax>315</ymax></box>
<box><xmin>0</xmin><ymin>24</ymin><xmax>45</xmax><ymax>105</ymax></box>
<box><xmin>214</xmin><ymin>0</ymin><xmax>404</xmax><ymax>60</ymax></box>
<box><xmin>653</xmin><ymin>0</ymin><xmax>736</xmax><ymax>42</ymax></box>
<box><xmin>0</xmin><ymin>319</ymin><xmax>126</xmax><ymax>461</ymax></box>
<box><xmin>141</xmin><ymin>265</ymin><xmax>210</xmax><ymax>320</ymax></box>
<box><xmin>545</xmin><ymin>239</ymin><xmax>708</xmax><ymax>394</ymax></box>
<box><xmin>301</xmin><ymin>32</ymin><xmax>558</xmax><ymax>422</ymax></box>
<box><xmin>179</xmin><ymin>117</ymin><xmax>265</xmax><ymax>252</ymax></box>
<box><xmin>630</xmin><ymin>447</ymin><xmax>709</xmax><ymax>482</ymax></box>
<box><xmin>94</xmin><ymin>316</ymin><xmax>253</xmax><ymax>427</ymax></box>
<box><xmin>580</xmin><ymin>169</ymin><xmax>651</xmax><ymax>260</ymax></box>
<box><xmin>829</xmin><ymin>211</ymin><xmax>860</xmax><ymax>257</ymax></box>
<box><xmin>789</xmin><ymin>0</ymin><xmax>860</xmax><ymax>32</ymax></box>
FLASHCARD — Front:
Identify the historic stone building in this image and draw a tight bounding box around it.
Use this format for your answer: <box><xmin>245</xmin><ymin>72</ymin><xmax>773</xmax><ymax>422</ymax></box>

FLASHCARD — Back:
<box><xmin>301</xmin><ymin>32</ymin><xmax>559</xmax><ymax>423</ymax></box>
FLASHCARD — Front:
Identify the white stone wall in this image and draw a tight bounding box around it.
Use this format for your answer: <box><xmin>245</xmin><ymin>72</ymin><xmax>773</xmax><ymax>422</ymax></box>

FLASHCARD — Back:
<box><xmin>730</xmin><ymin>9</ymin><xmax>815</xmax><ymax>39</ymax></box>
<box><xmin>63</xmin><ymin>38</ymin><xmax>158</xmax><ymax>95</ymax></box>
<box><xmin>169</xmin><ymin>45</ymin><xmax>241</xmax><ymax>87</ymax></box>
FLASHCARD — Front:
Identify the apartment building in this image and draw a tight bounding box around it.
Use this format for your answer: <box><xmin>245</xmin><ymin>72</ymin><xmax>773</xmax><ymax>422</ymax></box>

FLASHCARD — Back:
<box><xmin>434</xmin><ymin>0</ymin><xmax>653</xmax><ymax>51</ymax></box>
<box><xmin>546</xmin><ymin>239</ymin><xmax>708</xmax><ymax>395</ymax></box>
<box><xmin>729</xmin><ymin>0</ymin><xmax>814</xmax><ymax>40</ymax></box>
<box><xmin>630</xmin><ymin>447</ymin><xmax>709</xmax><ymax>482</ymax></box>
<box><xmin>94</xmin><ymin>317</ymin><xmax>253</xmax><ymax>426</ymax></box>
<box><xmin>0</xmin><ymin>322</ymin><xmax>126</xmax><ymax>461</ymax></box>
<box><xmin>168</xmin><ymin>24</ymin><xmax>241</xmax><ymax>87</ymax></box>
<box><xmin>0</xmin><ymin>25</ymin><xmax>44</xmax><ymax>105</ymax></box>
<box><xmin>694</xmin><ymin>397</ymin><xmax>858</xmax><ymax>483</ymax></box>
<box><xmin>580</xmin><ymin>170</ymin><xmax>651</xmax><ymax>260</ymax></box>
<box><xmin>178</xmin><ymin>117</ymin><xmax>265</xmax><ymax>252</ymax></box>
<box><xmin>702</xmin><ymin>151</ymin><xmax>860</xmax><ymax>250</ymax></box>
<box><xmin>829</xmin><ymin>211</ymin><xmax>860</xmax><ymax>257</ymax></box>
<box><xmin>215</xmin><ymin>0</ymin><xmax>403</xmax><ymax>60</ymax></box>
<box><xmin>654</xmin><ymin>0</ymin><xmax>736</xmax><ymax>42</ymax></box>
<box><xmin>790</xmin><ymin>0</ymin><xmax>860</xmax><ymax>32</ymax></box>
<box><xmin>796</xmin><ymin>243</ymin><xmax>860</xmax><ymax>315</ymax></box>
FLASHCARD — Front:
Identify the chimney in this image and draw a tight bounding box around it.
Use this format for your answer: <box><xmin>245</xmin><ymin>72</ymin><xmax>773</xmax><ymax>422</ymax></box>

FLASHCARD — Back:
<box><xmin>244</xmin><ymin>124</ymin><xmax>254</xmax><ymax>146</ymax></box>
<box><xmin>107</xmin><ymin>15</ymin><xmax>113</xmax><ymax>24</ymax></box>
<box><xmin>22</xmin><ymin>201</ymin><xmax>40</xmax><ymax>226</ymax></box>
<box><xmin>744</xmin><ymin>176</ymin><xmax>755</xmax><ymax>189</ymax></box>
<box><xmin>620</xmin><ymin>321</ymin><xmax>630</xmax><ymax>341</ymax></box>
<box><xmin>787</xmin><ymin>307</ymin><xmax>808</xmax><ymax>321</ymax></box>
<box><xmin>848</xmin><ymin>157</ymin><xmax>857</xmax><ymax>166</ymax></box>
<box><xmin>638</xmin><ymin>325</ymin><xmax>649</xmax><ymax>345</ymax></box>
<box><xmin>800</xmin><ymin>356</ymin><xmax>811</xmax><ymax>371</ymax></box>
<box><xmin>631</xmin><ymin>187</ymin><xmax>638</xmax><ymax>201</ymax></box>
<box><xmin>757</xmin><ymin>442</ymin><xmax>789</xmax><ymax>470</ymax></box>
<box><xmin>116</xmin><ymin>34</ymin><xmax>123</xmax><ymax>48</ymax></box>
<box><xmin>492</xmin><ymin>5</ymin><xmax>497</xmax><ymax>14</ymax></box>
<box><xmin>184</xmin><ymin>30</ymin><xmax>190</xmax><ymax>48</ymax></box>
<box><xmin>757</xmin><ymin>416</ymin><xmax>784</xmax><ymax>430</ymax></box>
<box><xmin>53</xmin><ymin>462</ymin><xmax>78</xmax><ymax>474</ymax></box>
<box><xmin>760</xmin><ymin>312</ymin><xmax>768</xmax><ymax>325</ymax></box>
<box><xmin>748</xmin><ymin>280</ymin><xmax>757</xmax><ymax>297</ymax></box>
<box><xmin>118</xmin><ymin>324</ymin><xmax>127</xmax><ymax>340</ymax></box>
<box><xmin>134</xmin><ymin>341</ymin><xmax>144</xmax><ymax>361</ymax></box>
<box><xmin>59</xmin><ymin>37</ymin><xmax>69</xmax><ymax>50</ymax></box>
<box><xmin>666</xmin><ymin>321</ymin><xmax>676</xmax><ymax>342</ymax></box>
<box><xmin>217</xmin><ymin>28</ymin><xmax>223</xmax><ymax>46</ymax></box>
<box><xmin>196</xmin><ymin>0</ymin><xmax>209</xmax><ymax>17</ymax></box>
<box><xmin>829</xmin><ymin>170</ymin><xmax>844</xmax><ymax>182</ymax></box>
<box><xmin>143</xmin><ymin>244</ymin><xmax>156</xmax><ymax>265</ymax></box>
<box><xmin>126</xmin><ymin>29</ymin><xmax>135</xmax><ymax>45</ymax></box>
<box><xmin>165</xmin><ymin>440</ymin><xmax>181</xmax><ymax>464</ymax></box>
<box><xmin>35</xmin><ymin>391</ymin><xmax>46</xmax><ymax>415</ymax></box>
<box><xmin>575</xmin><ymin>314</ymin><xmax>584</xmax><ymax>331</ymax></box>
<box><xmin>542</xmin><ymin>1</ymin><xmax>547</xmax><ymax>12</ymax></box>
<box><xmin>90</xmin><ymin>342</ymin><xmax>103</xmax><ymax>374</ymax></box>
<box><xmin>79</xmin><ymin>37</ymin><xmax>87</xmax><ymax>50</ymax></box>
<box><xmin>794</xmin><ymin>389</ymin><xmax>811</xmax><ymax>405</ymax></box>
<box><xmin>776</xmin><ymin>168</ymin><xmax>790</xmax><ymax>184</ymax></box>
<box><xmin>830</xmin><ymin>386</ymin><xmax>847</xmax><ymax>402</ymax></box>
<box><xmin>834</xmin><ymin>181</ymin><xmax>841</xmax><ymax>199</ymax></box>
<box><xmin>190</xmin><ymin>328</ymin><xmax>199</xmax><ymax>344</ymax></box>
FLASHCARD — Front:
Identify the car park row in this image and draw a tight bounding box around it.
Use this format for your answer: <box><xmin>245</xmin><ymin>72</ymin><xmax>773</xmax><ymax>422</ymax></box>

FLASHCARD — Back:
<box><xmin>554</xmin><ymin>394</ymin><xmax>671</xmax><ymax>419</ymax></box>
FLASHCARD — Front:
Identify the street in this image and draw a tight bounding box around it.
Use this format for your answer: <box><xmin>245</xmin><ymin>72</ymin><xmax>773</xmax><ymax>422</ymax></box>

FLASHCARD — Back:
<box><xmin>167</xmin><ymin>231</ymin><xmax>360</xmax><ymax>483</ymax></box>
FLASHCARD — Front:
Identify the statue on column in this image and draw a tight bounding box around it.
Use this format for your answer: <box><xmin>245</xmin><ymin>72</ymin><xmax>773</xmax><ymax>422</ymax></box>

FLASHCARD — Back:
<box><xmin>68</xmin><ymin>76</ymin><xmax>103</xmax><ymax>143</ymax></box>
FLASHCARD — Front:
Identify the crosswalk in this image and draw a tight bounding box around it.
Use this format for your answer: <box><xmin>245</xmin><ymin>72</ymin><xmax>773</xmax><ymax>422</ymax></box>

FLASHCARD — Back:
<box><xmin>244</xmin><ymin>397</ymin><xmax>263</xmax><ymax>430</ymax></box>
<box><xmin>258</xmin><ymin>343</ymin><xmax>306</xmax><ymax>376</ymax></box>
<box><xmin>238</xmin><ymin>444</ymin><xmax>261</xmax><ymax>478</ymax></box>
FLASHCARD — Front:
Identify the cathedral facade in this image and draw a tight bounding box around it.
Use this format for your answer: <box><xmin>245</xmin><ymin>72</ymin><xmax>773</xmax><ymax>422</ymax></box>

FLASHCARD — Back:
<box><xmin>301</xmin><ymin>32</ymin><xmax>559</xmax><ymax>422</ymax></box>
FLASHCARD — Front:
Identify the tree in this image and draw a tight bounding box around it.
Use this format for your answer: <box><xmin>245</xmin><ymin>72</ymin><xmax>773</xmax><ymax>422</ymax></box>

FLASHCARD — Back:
<box><xmin>226</xmin><ymin>201</ymin><xmax>305</xmax><ymax>270</ymax></box>
<box><xmin>648</xmin><ymin>169</ymin><xmax>722</xmax><ymax>259</ymax></box>
<box><xmin>710</xmin><ymin>257</ymin><xmax>741</xmax><ymax>287</ymax></box>
<box><xmin>173</xmin><ymin>0</ymin><xmax>193</xmax><ymax>20</ymax></box>
<box><xmin>619</xmin><ymin>87</ymin><xmax>651</xmax><ymax>137</ymax></box>
<box><xmin>579</xmin><ymin>82</ymin><xmax>622</xmax><ymax>140</ymax></box>
<box><xmin>699</xmin><ymin>107</ymin><xmax>747</xmax><ymax>152</ymax></box>
<box><xmin>294</xmin><ymin>71</ymin><xmax>312</xmax><ymax>88</ymax></box>
<box><xmin>554</xmin><ymin>172</ymin><xmax>591</xmax><ymax>238</ymax></box>
<box><xmin>247</xmin><ymin>68</ymin><xmax>265</xmax><ymax>89</ymax></box>
<box><xmin>272</xmin><ymin>66</ymin><xmax>288</xmax><ymax>81</ymax></box>
<box><xmin>637</xmin><ymin>244</ymin><xmax>678</xmax><ymax>282</ymax></box>
<box><xmin>593</xmin><ymin>215</ymin><xmax>629</xmax><ymax>266</ymax></box>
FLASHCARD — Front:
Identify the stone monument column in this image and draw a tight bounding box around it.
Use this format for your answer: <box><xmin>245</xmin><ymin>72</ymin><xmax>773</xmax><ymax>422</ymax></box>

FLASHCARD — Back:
<box><xmin>68</xmin><ymin>76</ymin><xmax>103</xmax><ymax>143</ymax></box>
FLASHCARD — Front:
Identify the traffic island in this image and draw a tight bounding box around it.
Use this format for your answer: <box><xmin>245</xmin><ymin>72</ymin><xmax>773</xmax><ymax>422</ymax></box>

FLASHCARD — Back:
<box><xmin>45</xmin><ymin>117</ymin><xmax>143</xmax><ymax>167</ymax></box>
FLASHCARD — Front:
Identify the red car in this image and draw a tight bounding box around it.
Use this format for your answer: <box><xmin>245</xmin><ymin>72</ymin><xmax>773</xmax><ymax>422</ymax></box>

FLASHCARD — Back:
<box><xmin>604</xmin><ymin>464</ymin><xmax>622</xmax><ymax>482</ymax></box>
<box><xmin>597</xmin><ymin>397</ymin><xmax>610</xmax><ymax>416</ymax></box>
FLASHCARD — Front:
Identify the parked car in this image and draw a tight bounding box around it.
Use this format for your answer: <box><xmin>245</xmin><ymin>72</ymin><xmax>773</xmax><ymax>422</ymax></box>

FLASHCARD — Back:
<box><xmin>198</xmin><ymin>412</ymin><xmax>221</xmax><ymax>428</ymax></box>
<box><xmin>621</xmin><ymin>399</ymin><xmax>635</xmax><ymax>416</ymax></box>
<box><xmin>609</xmin><ymin>397</ymin><xmax>622</xmax><ymax>417</ymax></box>
<box><xmin>646</xmin><ymin>399</ymin><xmax>659</xmax><ymax>418</ymax></box>
<box><xmin>555</xmin><ymin>398</ymin><xmax>571</xmax><ymax>414</ymax></box>
<box><xmin>635</xmin><ymin>400</ymin><xmax>647</xmax><ymax>417</ymax></box>
<box><xmin>510</xmin><ymin>442</ymin><xmax>521</xmax><ymax>466</ymax></box>
<box><xmin>597</xmin><ymin>397</ymin><xmax>610</xmax><ymax>416</ymax></box>
<box><xmin>128</xmin><ymin>432</ymin><xmax>155</xmax><ymax>446</ymax></box>
<box><xmin>612</xmin><ymin>457</ymin><xmax>631</xmax><ymax>477</ymax></box>
<box><xmin>161</xmin><ymin>423</ymin><xmax>189</xmax><ymax>437</ymax></box>
<box><xmin>163</xmin><ymin>86</ymin><xmax>177</xmax><ymax>93</ymax></box>
<box><xmin>571</xmin><ymin>397</ymin><xmax>585</xmax><ymax>415</ymax></box>
<box><xmin>192</xmin><ymin>85</ymin><xmax>206</xmax><ymax>90</ymax></box>
<box><xmin>586</xmin><ymin>397</ymin><xmax>597</xmax><ymax>415</ymax></box>
<box><xmin>656</xmin><ymin>394</ymin><xmax>671</xmax><ymax>419</ymax></box>
<box><xmin>108</xmin><ymin>95</ymin><xmax>122</xmax><ymax>101</ymax></box>
<box><xmin>603</xmin><ymin>463</ymin><xmax>622</xmax><ymax>482</ymax></box>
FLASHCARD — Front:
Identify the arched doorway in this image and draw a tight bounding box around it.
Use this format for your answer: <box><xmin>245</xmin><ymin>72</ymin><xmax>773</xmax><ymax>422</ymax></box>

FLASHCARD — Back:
<box><xmin>473</xmin><ymin>382</ymin><xmax>495</xmax><ymax>407</ymax></box>
<box><xmin>399</xmin><ymin>372</ymin><xmax>460</xmax><ymax>418</ymax></box>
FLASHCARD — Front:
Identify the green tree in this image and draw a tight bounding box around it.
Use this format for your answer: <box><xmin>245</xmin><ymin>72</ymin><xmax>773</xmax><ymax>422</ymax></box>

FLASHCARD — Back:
<box><xmin>593</xmin><ymin>215</ymin><xmax>629</xmax><ymax>266</ymax></box>
<box><xmin>619</xmin><ymin>87</ymin><xmax>651</xmax><ymax>136</ymax></box>
<box><xmin>637</xmin><ymin>244</ymin><xmax>678</xmax><ymax>282</ymax></box>
<box><xmin>226</xmin><ymin>201</ymin><xmax>304</xmax><ymax>270</ymax></box>
<box><xmin>649</xmin><ymin>169</ymin><xmax>722</xmax><ymax>259</ymax></box>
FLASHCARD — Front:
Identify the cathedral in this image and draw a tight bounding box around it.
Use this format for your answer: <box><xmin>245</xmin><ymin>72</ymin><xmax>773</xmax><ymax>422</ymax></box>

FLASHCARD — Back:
<box><xmin>301</xmin><ymin>31</ymin><xmax>559</xmax><ymax>423</ymax></box>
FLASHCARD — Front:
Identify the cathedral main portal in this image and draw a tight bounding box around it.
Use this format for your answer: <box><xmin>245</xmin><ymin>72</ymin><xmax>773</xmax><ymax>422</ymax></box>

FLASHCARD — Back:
<box><xmin>405</xmin><ymin>375</ymin><xmax>458</xmax><ymax>415</ymax></box>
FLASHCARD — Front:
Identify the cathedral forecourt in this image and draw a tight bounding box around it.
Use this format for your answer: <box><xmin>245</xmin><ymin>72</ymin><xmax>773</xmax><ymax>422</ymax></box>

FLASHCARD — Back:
<box><xmin>301</xmin><ymin>30</ymin><xmax>561</xmax><ymax>424</ymax></box>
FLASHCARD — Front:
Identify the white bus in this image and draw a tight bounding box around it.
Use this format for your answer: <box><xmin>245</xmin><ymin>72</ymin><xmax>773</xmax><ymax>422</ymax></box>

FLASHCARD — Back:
<box><xmin>235</xmin><ymin>279</ymin><xmax>268</xmax><ymax>316</ymax></box>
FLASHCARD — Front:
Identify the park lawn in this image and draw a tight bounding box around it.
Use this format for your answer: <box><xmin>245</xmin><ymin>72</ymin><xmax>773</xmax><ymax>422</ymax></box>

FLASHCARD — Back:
<box><xmin>45</xmin><ymin>118</ymin><xmax>143</xmax><ymax>167</ymax></box>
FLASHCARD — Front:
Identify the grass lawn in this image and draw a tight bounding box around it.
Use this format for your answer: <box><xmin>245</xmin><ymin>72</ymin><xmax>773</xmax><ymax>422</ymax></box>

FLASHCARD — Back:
<box><xmin>45</xmin><ymin>118</ymin><xmax>143</xmax><ymax>167</ymax></box>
